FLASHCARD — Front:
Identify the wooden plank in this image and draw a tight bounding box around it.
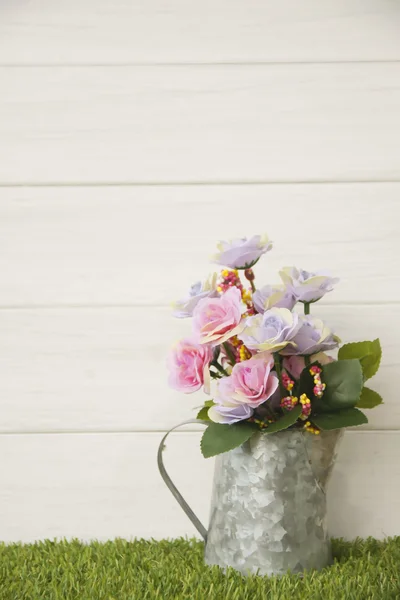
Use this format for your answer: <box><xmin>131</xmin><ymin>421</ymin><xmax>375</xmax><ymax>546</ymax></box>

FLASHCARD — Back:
<box><xmin>0</xmin><ymin>430</ymin><xmax>398</xmax><ymax>542</ymax></box>
<box><xmin>0</xmin><ymin>1</ymin><xmax>400</xmax><ymax>64</ymax></box>
<box><xmin>0</xmin><ymin>184</ymin><xmax>398</xmax><ymax>305</ymax></box>
<box><xmin>0</xmin><ymin>306</ymin><xmax>394</xmax><ymax>432</ymax></box>
<box><xmin>1</xmin><ymin>65</ymin><xmax>400</xmax><ymax>184</ymax></box>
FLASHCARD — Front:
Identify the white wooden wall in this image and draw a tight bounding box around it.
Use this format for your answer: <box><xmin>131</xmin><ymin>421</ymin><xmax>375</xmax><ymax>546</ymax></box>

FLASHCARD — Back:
<box><xmin>1</xmin><ymin>1</ymin><xmax>400</xmax><ymax>542</ymax></box>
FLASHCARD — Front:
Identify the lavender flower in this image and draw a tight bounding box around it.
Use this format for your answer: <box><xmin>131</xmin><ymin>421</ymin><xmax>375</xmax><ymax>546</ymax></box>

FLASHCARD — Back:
<box><xmin>208</xmin><ymin>403</ymin><xmax>254</xmax><ymax>425</ymax></box>
<box><xmin>172</xmin><ymin>273</ymin><xmax>218</xmax><ymax>318</ymax></box>
<box><xmin>280</xmin><ymin>267</ymin><xmax>339</xmax><ymax>303</ymax></box>
<box><xmin>239</xmin><ymin>308</ymin><xmax>301</xmax><ymax>353</ymax></box>
<box><xmin>212</xmin><ymin>234</ymin><xmax>272</xmax><ymax>269</ymax></box>
<box><xmin>253</xmin><ymin>284</ymin><xmax>296</xmax><ymax>313</ymax></box>
<box><xmin>281</xmin><ymin>315</ymin><xmax>340</xmax><ymax>356</ymax></box>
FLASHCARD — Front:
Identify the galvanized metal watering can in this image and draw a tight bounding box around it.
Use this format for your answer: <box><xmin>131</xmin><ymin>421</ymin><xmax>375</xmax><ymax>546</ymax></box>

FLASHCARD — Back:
<box><xmin>158</xmin><ymin>419</ymin><xmax>343</xmax><ymax>576</ymax></box>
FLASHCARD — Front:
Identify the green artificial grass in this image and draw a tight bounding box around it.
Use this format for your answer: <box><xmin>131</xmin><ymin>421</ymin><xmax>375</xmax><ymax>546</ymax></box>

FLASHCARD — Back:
<box><xmin>1</xmin><ymin>537</ymin><xmax>399</xmax><ymax>600</ymax></box>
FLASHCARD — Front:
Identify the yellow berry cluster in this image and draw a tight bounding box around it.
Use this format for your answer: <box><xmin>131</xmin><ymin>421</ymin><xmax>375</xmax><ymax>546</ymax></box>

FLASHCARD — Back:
<box><xmin>239</xmin><ymin>345</ymin><xmax>252</xmax><ymax>361</ymax></box>
<box><xmin>229</xmin><ymin>335</ymin><xmax>252</xmax><ymax>362</ymax></box>
<box><xmin>281</xmin><ymin>372</ymin><xmax>294</xmax><ymax>391</ymax></box>
<box><xmin>309</xmin><ymin>365</ymin><xmax>326</xmax><ymax>398</ymax></box>
<box><xmin>253</xmin><ymin>418</ymin><xmax>268</xmax><ymax>429</ymax></box>
<box><xmin>241</xmin><ymin>289</ymin><xmax>252</xmax><ymax>304</ymax></box>
<box><xmin>217</xmin><ymin>268</ymin><xmax>254</xmax><ymax>310</ymax></box>
<box><xmin>280</xmin><ymin>395</ymin><xmax>299</xmax><ymax>410</ymax></box>
<box><xmin>250</xmin><ymin>417</ymin><xmax>275</xmax><ymax>429</ymax></box>
<box><xmin>299</xmin><ymin>393</ymin><xmax>312</xmax><ymax>420</ymax></box>
<box><xmin>223</xmin><ymin>268</ymin><xmax>237</xmax><ymax>277</ymax></box>
<box><xmin>217</xmin><ymin>269</ymin><xmax>241</xmax><ymax>293</ymax></box>
<box><xmin>304</xmin><ymin>421</ymin><xmax>320</xmax><ymax>435</ymax></box>
<box><xmin>229</xmin><ymin>335</ymin><xmax>241</xmax><ymax>347</ymax></box>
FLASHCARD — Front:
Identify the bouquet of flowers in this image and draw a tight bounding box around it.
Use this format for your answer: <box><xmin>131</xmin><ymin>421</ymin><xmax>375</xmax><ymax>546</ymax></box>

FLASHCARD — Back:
<box><xmin>167</xmin><ymin>235</ymin><xmax>382</xmax><ymax>458</ymax></box>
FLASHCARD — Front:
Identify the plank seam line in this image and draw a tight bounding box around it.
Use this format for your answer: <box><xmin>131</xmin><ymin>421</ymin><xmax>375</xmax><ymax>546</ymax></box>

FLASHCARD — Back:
<box><xmin>1</xmin><ymin>180</ymin><xmax>400</xmax><ymax>188</ymax></box>
<box><xmin>0</xmin><ymin>301</ymin><xmax>398</xmax><ymax>310</ymax></box>
<box><xmin>1</xmin><ymin>60</ymin><xmax>400</xmax><ymax>68</ymax></box>
<box><xmin>0</xmin><ymin>429</ymin><xmax>396</xmax><ymax>436</ymax></box>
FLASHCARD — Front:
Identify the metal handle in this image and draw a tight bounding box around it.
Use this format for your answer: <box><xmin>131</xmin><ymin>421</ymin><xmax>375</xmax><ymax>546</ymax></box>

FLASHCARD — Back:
<box><xmin>157</xmin><ymin>419</ymin><xmax>208</xmax><ymax>541</ymax></box>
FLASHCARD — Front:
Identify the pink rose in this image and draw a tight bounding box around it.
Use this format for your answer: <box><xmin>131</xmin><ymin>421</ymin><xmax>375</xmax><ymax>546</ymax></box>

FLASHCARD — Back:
<box><xmin>283</xmin><ymin>352</ymin><xmax>335</xmax><ymax>380</ymax></box>
<box><xmin>223</xmin><ymin>355</ymin><xmax>279</xmax><ymax>407</ymax></box>
<box><xmin>167</xmin><ymin>339</ymin><xmax>212</xmax><ymax>394</ymax></box>
<box><xmin>208</xmin><ymin>355</ymin><xmax>279</xmax><ymax>424</ymax></box>
<box><xmin>192</xmin><ymin>287</ymin><xmax>244</xmax><ymax>345</ymax></box>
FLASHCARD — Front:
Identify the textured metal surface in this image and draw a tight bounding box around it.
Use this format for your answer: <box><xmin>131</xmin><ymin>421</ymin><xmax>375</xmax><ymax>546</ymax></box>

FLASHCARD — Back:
<box><xmin>204</xmin><ymin>429</ymin><xmax>343</xmax><ymax>576</ymax></box>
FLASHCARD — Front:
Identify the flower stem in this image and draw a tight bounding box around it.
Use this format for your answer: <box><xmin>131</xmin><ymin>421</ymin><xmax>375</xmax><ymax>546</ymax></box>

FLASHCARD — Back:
<box><xmin>256</xmin><ymin>402</ymin><xmax>277</xmax><ymax>422</ymax></box>
<box><xmin>303</xmin><ymin>303</ymin><xmax>311</xmax><ymax>365</ymax></box>
<box><xmin>223</xmin><ymin>342</ymin><xmax>237</xmax><ymax>366</ymax></box>
<box><xmin>266</xmin><ymin>402</ymin><xmax>279</xmax><ymax>420</ymax></box>
<box><xmin>244</xmin><ymin>268</ymin><xmax>256</xmax><ymax>293</ymax></box>
<box><xmin>274</xmin><ymin>353</ymin><xmax>286</xmax><ymax>398</ymax></box>
<box><xmin>211</xmin><ymin>361</ymin><xmax>229</xmax><ymax>377</ymax></box>
<box><xmin>209</xmin><ymin>370</ymin><xmax>222</xmax><ymax>379</ymax></box>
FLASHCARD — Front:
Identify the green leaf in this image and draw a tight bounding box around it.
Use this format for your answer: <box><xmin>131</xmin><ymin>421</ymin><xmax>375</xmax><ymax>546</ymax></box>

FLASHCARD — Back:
<box><xmin>315</xmin><ymin>359</ymin><xmax>363</xmax><ymax>412</ymax></box>
<box><xmin>338</xmin><ymin>339</ymin><xmax>382</xmax><ymax>380</ymax></box>
<box><xmin>203</xmin><ymin>400</ymin><xmax>214</xmax><ymax>407</ymax></box>
<box><xmin>200</xmin><ymin>422</ymin><xmax>255</xmax><ymax>458</ymax></box>
<box><xmin>196</xmin><ymin>407</ymin><xmax>210</xmax><ymax>421</ymax></box>
<box><xmin>196</xmin><ymin>400</ymin><xmax>214</xmax><ymax>421</ymax></box>
<box><xmin>264</xmin><ymin>404</ymin><xmax>302</xmax><ymax>434</ymax></box>
<box><xmin>236</xmin><ymin>258</ymin><xmax>260</xmax><ymax>270</ymax></box>
<box><xmin>312</xmin><ymin>408</ymin><xmax>368</xmax><ymax>430</ymax></box>
<box><xmin>357</xmin><ymin>386</ymin><xmax>383</xmax><ymax>409</ymax></box>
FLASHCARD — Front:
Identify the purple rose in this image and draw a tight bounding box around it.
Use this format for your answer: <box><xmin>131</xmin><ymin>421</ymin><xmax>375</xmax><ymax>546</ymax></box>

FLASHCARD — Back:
<box><xmin>208</xmin><ymin>403</ymin><xmax>253</xmax><ymax>425</ymax></box>
<box><xmin>253</xmin><ymin>284</ymin><xmax>296</xmax><ymax>313</ymax></box>
<box><xmin>212</xmin><ymin>234</ymin><xmax>272</xmax><ymax>269</ymax></box>
<box><xmin>280</xmin><ymin>267</ymin><xmax>339</xmax><ymax>303</ymax></box>
<box><xmin>281</xmin><ymin>316</ymin><xmax>340</xmax><ymax>356</ymax></box>
<box><xmin>172</xmin><ymin>274</ymin><xmax>218</xmax><ymax>318</ymax></box>
<box><xmin>238</xmin><ymin>308</ymin><xmax>301</xmax><ymax>353</ymax></box>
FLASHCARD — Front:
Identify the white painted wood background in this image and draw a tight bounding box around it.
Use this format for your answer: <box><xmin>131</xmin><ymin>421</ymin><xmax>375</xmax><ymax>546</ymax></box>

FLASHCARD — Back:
<box><xmin>0</xmin><ymin>0</ymin><xmax>399</xmax><ymax>542</ymax></box>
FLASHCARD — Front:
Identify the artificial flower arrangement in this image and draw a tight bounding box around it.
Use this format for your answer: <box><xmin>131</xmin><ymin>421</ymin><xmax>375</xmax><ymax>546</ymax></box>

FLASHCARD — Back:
<box><xmin>168</xmin><ymin>235</ymin><xmax>382</xmax><ymax>459</ymax></box>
